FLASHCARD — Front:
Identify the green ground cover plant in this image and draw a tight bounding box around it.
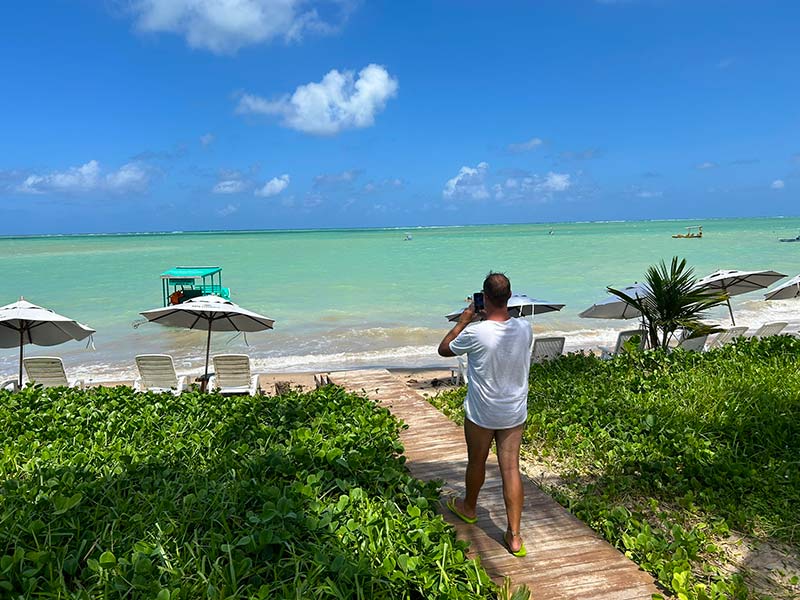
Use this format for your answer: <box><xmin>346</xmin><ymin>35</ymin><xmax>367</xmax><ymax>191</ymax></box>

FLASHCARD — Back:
<box><xmin>431</xmin><ymin>337</ymin><xmax>800</xmax><ymax>599</ymax></box>
<box><xmin>0</xmin><ymin>385</ymin><xmax>495</xmax><ymax>599</ymax></box>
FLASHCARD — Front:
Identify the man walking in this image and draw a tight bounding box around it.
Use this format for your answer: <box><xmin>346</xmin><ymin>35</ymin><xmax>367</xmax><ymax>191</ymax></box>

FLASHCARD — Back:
<box><xmin>438</xmin><ymin>272</ymin><xmax>532</xmax><ymax>556</ymax></box>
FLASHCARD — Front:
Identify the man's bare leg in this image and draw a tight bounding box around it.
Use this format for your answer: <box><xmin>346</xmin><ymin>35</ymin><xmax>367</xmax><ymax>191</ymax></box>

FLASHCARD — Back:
<box><xmin>496</xmin><ymin>423</ymin><xmax>525</xmax><ymax>552</ymax></box>
<box><xmin>452</xmin><ymin>418</ymin><xmax>495</xmax><ymax>520</ymax></box>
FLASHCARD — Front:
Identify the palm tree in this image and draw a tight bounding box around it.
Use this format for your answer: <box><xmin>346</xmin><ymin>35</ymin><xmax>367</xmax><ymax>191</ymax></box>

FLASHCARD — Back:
<box><xmin>608</xmin><ymin>257</ymin><xmax>727</xmax><ymax>350</ymax></box>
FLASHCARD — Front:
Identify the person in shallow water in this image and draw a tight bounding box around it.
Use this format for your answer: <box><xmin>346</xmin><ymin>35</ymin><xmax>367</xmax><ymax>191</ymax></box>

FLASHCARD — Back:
<box><xmin>437</xmin><ymin>272</ymin><xmax>533</xmax><ymax>557</ymax></box>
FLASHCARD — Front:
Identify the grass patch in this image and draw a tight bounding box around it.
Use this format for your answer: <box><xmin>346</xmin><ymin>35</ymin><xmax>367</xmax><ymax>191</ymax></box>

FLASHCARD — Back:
<box><xmin>0</xmin><ymin>385</ymin><xmax>496</xmax><ymax>599</ymax></box>
<box><xmin>430</xmin><ymin>336</ymin><xmax>800</xmax><ymax>599</ymax></box>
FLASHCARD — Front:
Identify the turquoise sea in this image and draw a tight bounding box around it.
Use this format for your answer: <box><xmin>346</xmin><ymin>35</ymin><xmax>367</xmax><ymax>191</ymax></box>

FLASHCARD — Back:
<box><xmin>3</xmin><ymin>217</ymin><xmax>800</xmax><ymax>381</ymax></box>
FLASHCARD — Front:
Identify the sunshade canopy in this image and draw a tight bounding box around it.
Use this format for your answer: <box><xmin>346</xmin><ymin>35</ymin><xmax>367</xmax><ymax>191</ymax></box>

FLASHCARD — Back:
<box><xmin>0</xmin><ymin>299</ymin><xmax>95</xmax><ymax>348</ymax></box>
<box><xmin>579</xmin><ymin>283</ymin><xmax>649</xmax><ymax>320</ymax></box>
<box><xmin>694</xmin><ymin>269</ymin><xmax>785</xmax><ymax>325</ymax></box>
<box><xmin>764</xmin><ymin>274</ymin><xmax>800</xmax><ymax>300</ymax></box>
<box><xmin>0</xmin><ymin>298</ymin><xmax>95</xmax><ymax>387</ymax></box>
<box><xmin>160</xmin><ymin>266</ymin><xmax>221</xmax><ymax>280</ymax></box>
<box><xmin>140</xmin><ymin>295</ymin><xmax>274</xmax><ymax>388</ymax></box>
<box><xmin>140</xmin><ymin>295</ymin><xmax>274</xmax><ymax>332</ymax></box>
<box><xmin>695</xmin><ymin>269</ymin><xmax>786</xmax><ymax>297</ymax></box>
<box><xmin>445</xmin><ymin>293</ymin><xmax>565</xmax><ymax>322</ymax></box>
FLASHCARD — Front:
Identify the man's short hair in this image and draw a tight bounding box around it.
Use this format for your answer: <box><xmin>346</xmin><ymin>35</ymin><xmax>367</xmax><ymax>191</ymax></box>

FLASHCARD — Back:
<box><xmin>483</xmin><ymin>272</ymin><xmax>511</xmax><ymax>305</ymax></box>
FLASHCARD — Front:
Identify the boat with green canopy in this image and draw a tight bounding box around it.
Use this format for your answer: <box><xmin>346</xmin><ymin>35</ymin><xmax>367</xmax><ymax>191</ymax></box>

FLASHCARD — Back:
<box><xmin>161</xmin><ymin>266</ymin><xmax>230</xmax><ymax>306</ymax></box>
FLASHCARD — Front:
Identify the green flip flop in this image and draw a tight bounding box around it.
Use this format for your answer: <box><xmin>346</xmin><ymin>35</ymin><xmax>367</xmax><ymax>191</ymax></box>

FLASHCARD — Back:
<box><xmin>446</xmin><ymin>498</ymin><xmax>477</xmax><ymax>524</ymax></box>
<box><xmin>504</xmin><ymin>530</ymin><xmax>527</xmax><ymax>557</ymax></box>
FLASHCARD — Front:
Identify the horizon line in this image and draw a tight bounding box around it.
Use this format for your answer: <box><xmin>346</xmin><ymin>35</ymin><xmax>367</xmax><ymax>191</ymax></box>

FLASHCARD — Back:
<box><xmin>0</xmin><ymin>214</ymin><xmax>795</xmax><ymax>241</ymax></box>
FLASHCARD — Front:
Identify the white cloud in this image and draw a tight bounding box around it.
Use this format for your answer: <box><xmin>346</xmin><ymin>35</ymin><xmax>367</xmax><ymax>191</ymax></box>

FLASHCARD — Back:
<box><xmin>443</xmin><ymin>162</ymin><xmax>490</xmax><ymax>200</ymax></box>
<box><xmin>493</xmin><ymin>172</ymin><xmax>572</xmax><ymax>201</ymax></box>
<box><xmin>541</xmin><ymin>172</ymin><xmax>571</xmax><ymax>192</ymax></box>
<box><xmin>771</xmin><ymin>179</ymin><xmax>785</xmax><ymax>190</ymax></box>
<box><xmin>444</xmin><ymin>163</ymin><xmax>574</xmax><ymax>203</ymax></box>
<box><xmin>636</xmin><ymin>190</ymin><xmax>663</xmax><ymax>199</ymax></box>
<box><xmin>236</xmin><ymin>64</ymin><xmax>399</xmax><ymax>135</ymax></box>
<box><xmin>212</xmin><ymin>179</ymin><xmax>246</xmax><ymax>194</ymax></box>
<box><xmin>363</xmin><ymin>177</ymin><xmax>403</xmax><ymax>193</ymax></box>
<box><xmin>696</xmin><ymin>161</ymin><xmax>718</xmax><ymax>170</ymax></box>
<box><xmin>200</xmin><ymin>133</ymin><xmax>215</xmax><ymax>146</ymax></box>
<box><xmin>508</xmin><ymin>137</ymin><xmax>543</xmax><ymax>153</ymax></box>
<box><xmin>131</xmin><ymin>0</ymin><xmax>351</xmax><ymax>54</ymax></box>
<box><xmin>314</xmin><ymin>169</ymin><xmax>360</xmax><ymax>186</ymax></box>
<box><xmin>255</xmin><ymin>174</ymin><xmax>290</xmax><ymax>197</ymax></box>
<box><xmin>17</xmin><ymin>160</ymin><xmax>149</xmax><ymax>194</ymax></box>
<box><xmin>105</xmin><ymin>163</ymin><xmax>149</xmax><ymax>191</ymax></box>
<box><xmin>217</xmin><ymin>203</ymin><xmax>239</xmax><ymax>216</ymax></box>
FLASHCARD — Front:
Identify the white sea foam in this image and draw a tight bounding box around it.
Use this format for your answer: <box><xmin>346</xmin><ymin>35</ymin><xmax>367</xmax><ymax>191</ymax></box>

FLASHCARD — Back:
<box><xmin>6</xmin><ymin>305</ymin><xmax>799</xmax><ymax>383</ymax></box>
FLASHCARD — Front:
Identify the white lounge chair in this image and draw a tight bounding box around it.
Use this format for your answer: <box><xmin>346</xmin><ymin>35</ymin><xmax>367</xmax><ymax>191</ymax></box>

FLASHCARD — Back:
<box><xmin>751</xmin><ymin>322</ymin><xmax>788</xmax><ymax>339</ymax></box>
<box><xmin>600</xmin><ymin>329</ymin><xmax>646</xmax><ymax>358</ymax></box>
<box><xmin>23</xmin><ymin>357</ymin><xmax>84</xmax><ymax>388</ymax></box>
<box><xmin>531</xmin><ymin>336</ymin><xmax>565</xmax><ymax>364</ymax></box>
<box><xmin>709</xmin><ymin>326</ymin><xmax>748</xmax><ymax>348</ymax></box>
<box><xmin>134</xmin><ymin>354</ymin><xmax>187</xmax><ymax>395</ymax></box>
<box><xmin>677</xmin><ymin>334</ymin><xmax>709</xmax><ymax>352</ymax></box>
<box><xmin>1</xmin><ymin>378</ymin><xmax>18</xmax><ymax>392</ymax></box>
<box><xmin>208</xmin><ymin>354</ymin><xmax>261</xmax><ymax>396</ymax></box>
<box><xmin>451</xmin><ymin>355</ymin><xmax>468</xmax><ymax>385</ymax></box>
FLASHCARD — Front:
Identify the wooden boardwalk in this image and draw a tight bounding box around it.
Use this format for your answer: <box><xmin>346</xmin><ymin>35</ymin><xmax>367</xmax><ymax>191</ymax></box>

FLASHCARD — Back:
<box><xmin>326</xmin><ymin>369</ymin><xmax>660</xmax><ymax>599</ymax></box>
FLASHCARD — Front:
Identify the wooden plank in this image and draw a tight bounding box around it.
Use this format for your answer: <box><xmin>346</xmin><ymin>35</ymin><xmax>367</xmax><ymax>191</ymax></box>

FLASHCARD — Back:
<box><xmin>327</xmin><ymin>369</ymin><xmax>661</xmax><ymax>599</ymax></box>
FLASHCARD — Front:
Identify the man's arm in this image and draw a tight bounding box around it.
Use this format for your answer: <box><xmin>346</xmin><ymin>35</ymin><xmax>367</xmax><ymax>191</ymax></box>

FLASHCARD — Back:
<box><xmin>438</xmin><ymin>303</ymin><xmax>476</xmax><ymax>357</ymax></box>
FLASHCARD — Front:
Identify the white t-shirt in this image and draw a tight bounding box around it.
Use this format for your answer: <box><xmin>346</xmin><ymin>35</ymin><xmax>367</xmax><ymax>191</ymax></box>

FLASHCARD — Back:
<box><xmin>449</xmin><ymin>318</ymin><xmax>532</xmax><ymax>430</ymax></box>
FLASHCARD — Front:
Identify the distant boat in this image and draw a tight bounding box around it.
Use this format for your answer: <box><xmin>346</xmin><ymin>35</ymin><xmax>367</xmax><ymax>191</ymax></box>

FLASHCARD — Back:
<box><xmin>779</xmin><ymin>234</ymin><xmax>800</xmax><ymax>243</ymax></box>
<box><xmin>672</xmin><ymin>225</ymin><xmax>703</xmax><ymax>239</ymax></box>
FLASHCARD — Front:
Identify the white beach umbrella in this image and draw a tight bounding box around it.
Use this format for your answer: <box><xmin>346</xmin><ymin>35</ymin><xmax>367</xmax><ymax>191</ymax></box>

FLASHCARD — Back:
<box><xmin>140</xmin><ymin>295</ymin><xmax>275</xmax><ymax>389</ymax></box>
<box><xmin>445</xmin><ymin>293</ymin><xmax>565</xmax><ymax>322</ymax></box>
<box><xmin>0</xmin><ymin>298</ymin><xmax>95</xmax><ymax>388</ymax></box>
<box><xmin>578</xmin><ymin>283</ymin><xmax>649</xmax><ymax>320</ymax></box>
<box><xmin>695</xmin><ymin>269</ymin><xmax>786</xmax><ymax>325</ymax></box>
<box><xmin>764</xmin><ymin>274</ymin><xmax>800</xmax><ymax>301</ymax></box>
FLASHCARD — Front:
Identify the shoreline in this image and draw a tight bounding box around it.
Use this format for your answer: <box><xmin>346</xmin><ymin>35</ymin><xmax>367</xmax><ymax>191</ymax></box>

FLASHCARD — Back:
<box><xmin>4</xmin><ymin>309</ymin><xmax>799</xmax><ymax>387</ymax></box>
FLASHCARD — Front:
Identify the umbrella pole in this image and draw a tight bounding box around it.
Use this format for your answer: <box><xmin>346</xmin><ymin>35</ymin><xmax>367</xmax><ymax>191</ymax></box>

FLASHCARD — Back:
<box><xmin>726</xmin><ymin>298</ymin><xmax>736</xmax><ymax>326</ymax></box>
<box><xmin>203</xmin><ymin>321</ymin><xmax>212</xmax><ymax>392</ymax></box>
<box><xmin>18</xmin><ymin>330</ymin><xmax>23</xmax><ymax>389</ymax></box>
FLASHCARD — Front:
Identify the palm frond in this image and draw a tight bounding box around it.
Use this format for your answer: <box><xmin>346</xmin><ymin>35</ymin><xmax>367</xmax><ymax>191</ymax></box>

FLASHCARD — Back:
<box><xmin>609</xmin><ymin>257</ymin><xmax>727</xmax><ymax>348</ymax></box>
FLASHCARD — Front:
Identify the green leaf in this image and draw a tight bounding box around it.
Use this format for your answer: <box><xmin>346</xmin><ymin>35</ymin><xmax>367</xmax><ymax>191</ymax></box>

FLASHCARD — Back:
<box><xmin>99</xmin><ymin>551</ymin><xmax>116</xmax><ymax>569</ymax></box>
<box><xmin>53</xmin><ymin>492</ymin><xmax>83</xmax><ymax>515</ymax></box>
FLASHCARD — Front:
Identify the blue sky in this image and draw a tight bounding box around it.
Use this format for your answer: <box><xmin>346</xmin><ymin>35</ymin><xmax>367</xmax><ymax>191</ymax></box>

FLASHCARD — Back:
<box><xmin>1</xmin><ymin>0</ymin><xmax>798</xmax><ymax>234</ymax></box>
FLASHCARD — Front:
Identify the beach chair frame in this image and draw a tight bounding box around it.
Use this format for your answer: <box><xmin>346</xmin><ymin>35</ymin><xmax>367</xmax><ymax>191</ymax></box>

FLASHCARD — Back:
<box><xmin>600</xmin><ymin>329</ymin><xmax>646</xmax><ymax>359</ymax></box>
<box><xmin>531</xmin><ymin>336</ymin><xmax>566</xmax><ymax>364</ymax></box>
<box><xmin>451</xmin><ymin>355</ymin><xmax>468</xmax><ymax>386</ymax></box>
<box><xmin>709</xmin><ymin>327</ymin><xmax>749</xmax><ymax>348</ymax></box>
<box><xmin>751</xmin><ymin>322</ymin><xmax>788</xmax><ymax>339</ymax></box>
<box><xmin>23</xmin><ymin>357</ymin><xmax>84</xmax><ymax>389</ymax></box>
<box><xmin>677</xmin><ymin>334</ymin><xmax>709</xmax><ymax>352</ymax></box>
<box><xmin>208</xmin><ymin>354</ymin><xmax>262</xmax><ymax>396</ymax></box>
<box><xmin>134</xmin><ymin>354</ymin><xmax>187</xmax><ymax>395</ymax></box>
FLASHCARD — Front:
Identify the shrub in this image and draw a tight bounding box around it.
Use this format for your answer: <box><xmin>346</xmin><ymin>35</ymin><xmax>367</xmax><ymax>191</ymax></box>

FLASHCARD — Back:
<box><xmin>0</xmin><ymin>385</ymin><xmax>494</xmax><ymax>599</ymax></box>
<box><xmin>431</xmin><ymin>337</ymin><xmax>800</xmax><ymax>598</ymax></box>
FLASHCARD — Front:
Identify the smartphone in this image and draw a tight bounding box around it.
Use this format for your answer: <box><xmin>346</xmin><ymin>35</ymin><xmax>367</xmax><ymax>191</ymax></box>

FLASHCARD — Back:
<box><xmin>473</xmin><ymin>292</ymin><xmax>485</xmax><ymax>311</ymax></box>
